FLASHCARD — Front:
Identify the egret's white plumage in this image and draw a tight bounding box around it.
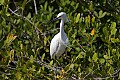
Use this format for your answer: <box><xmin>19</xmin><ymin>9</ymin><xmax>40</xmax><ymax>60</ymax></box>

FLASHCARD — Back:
<box><xmin>50</xmin><ymin>12</ymin><xmax>69</xmax><ymax>59</ymax></box>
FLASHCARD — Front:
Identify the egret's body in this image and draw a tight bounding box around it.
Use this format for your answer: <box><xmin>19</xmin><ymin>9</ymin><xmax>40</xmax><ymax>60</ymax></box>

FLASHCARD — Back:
<box><xmin>50</xmin><ymin>12</ymin><xmax>69</xmax><ymax>59</ymax></box>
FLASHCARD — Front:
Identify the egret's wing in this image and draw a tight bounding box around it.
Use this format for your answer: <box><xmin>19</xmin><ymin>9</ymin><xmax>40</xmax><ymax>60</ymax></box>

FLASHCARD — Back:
<box><xmin>66</xmin><ymin>38</ymin><xmax>69</xmax><ymax>45</ymax></box>
<box><xmin>50</xmin><ymin>33</ymin><xmax>59</xmax><ymax>59</ymax></box>
<box><xmin>61</xmin><ymin>32</ymin><xmax>69</xmax><ymax>47</ymax></box>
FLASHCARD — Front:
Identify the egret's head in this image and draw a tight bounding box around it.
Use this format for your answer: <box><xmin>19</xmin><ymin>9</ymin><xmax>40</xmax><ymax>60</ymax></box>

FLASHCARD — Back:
<box><xmin>51</xmin><ymin>12</ymin><xmax>69</xmax><ymax>22</ymax></box>
<box><xmin>57</xmin><ymin>12</ymin><xmax>69</xmax><ymax>22</ymax></box>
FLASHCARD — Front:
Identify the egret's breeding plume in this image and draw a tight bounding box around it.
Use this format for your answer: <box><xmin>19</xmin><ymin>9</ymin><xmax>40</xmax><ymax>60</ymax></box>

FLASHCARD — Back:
<box><xmin>50</xmin><ymin>12</ymin><xmax>69</xmax><ymax>59</ymax></box>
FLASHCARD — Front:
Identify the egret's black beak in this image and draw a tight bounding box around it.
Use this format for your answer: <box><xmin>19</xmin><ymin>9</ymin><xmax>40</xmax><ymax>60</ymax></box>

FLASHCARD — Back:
<box><xmin>50</xmin><ymin>17</ymin><xmax>59</xmax><ymax>23</ymax></box>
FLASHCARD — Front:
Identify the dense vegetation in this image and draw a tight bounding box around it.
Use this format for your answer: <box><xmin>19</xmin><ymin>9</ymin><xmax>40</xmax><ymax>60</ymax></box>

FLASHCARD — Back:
<box><xmin>0</xmin><ymin>0</ymin><xmax>120</xmax><ymax>79</ymax></box>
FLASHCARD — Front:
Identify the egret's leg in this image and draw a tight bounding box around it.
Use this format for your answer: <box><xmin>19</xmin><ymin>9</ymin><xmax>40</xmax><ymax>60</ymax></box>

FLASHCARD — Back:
<box><xmin>54</xmin><ymin>57</ymin><xmax>61</xmax><ymax>79</ymax></box>
<box><xmin>56</xmin><ymin>59</ymin><xmax>60</xmax><ymax>66</ymax></box>
<box><xmin>54</xmin><ymin>56</ymin><xmax>57</xmax><ymax>80</ymax></box>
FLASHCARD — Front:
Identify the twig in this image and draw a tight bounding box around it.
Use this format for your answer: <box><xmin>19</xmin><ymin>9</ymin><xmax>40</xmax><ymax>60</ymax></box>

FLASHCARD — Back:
<box><xmin>78</xmin><ymin>0</ymin><xmax>85</xmax><ymax>6</ymax></box>
<box><xmin>9</xmin><ymin>8</ymin><xmax>37</xmax><ymax>30</ymax></box>
<box><xmin>43</xmin><ymin>28</ymin><xmax>60</xmax><ymax>35</ymax></box>
<box><xmin>93</xmin><ymin>75</ymin><xmax>118</xmax><ymax>80</ymax></box>
<box><xmin>9</xmin><ymin>8</ymin><xmax>21</xmax><ymax>17</ymax></box>
<box><xmin>22</xmin><ymin>56</ymin><xmax>61</xmax><ymax>72</ymax></box>
<box><xmin>11</xmin><ymin>7</ymin><xmax>20</xmax><ymax>14</ymax></box>
<box><xmin>33</xmin><ymin>0</ymin><xmax>39</xmax><ymax>39</ymax></box>
<box><xmin>83</xmin><ymin>65</ymin><xmax>103</xmax><ymax>79</ymax></box>
<box><xmin>26</xmin><ymin>0</ymin><xmax>31</xmax><ymax>4</ymax></box>
<box><xmin>83</xmin><ymin>66</ymin><xmax>120</xmax><ymax>79</ymax></box>
<box><xmin>0</xmin><ymin>71</ymin><xmax>11</xmax><ymax>75</ymax></box>
<box><xmin>33</xmin><ymin>0</ymin><xmax>37</xmax><ymax>15</ymax></box>
<box><xmin>23</xmin><ymin>16</ymin><xmax>34</xmax><ymax>25</ymax></box>
<box><xmin>0</xmin><ymin>35</ymin><xmax>5</xmax><ymax>42</ymax></box>
<box><xmin>0</xmin><ymin>65</ymin><xmax>16</xmax><ymax>70</ymax></box>
<box><xmin>8</xmin><ymin>8</ymin><xmax>50</xmax><ymax>44</ymax></box>
<box><xmin>113</xmin><ymin>69</ymin><xmax>120</xmax><ymax>76</ymax></box>
<box><xmin>78</xmin><ymin>44</ymin><xmax>86</xmax><ymax>52</ymax></box>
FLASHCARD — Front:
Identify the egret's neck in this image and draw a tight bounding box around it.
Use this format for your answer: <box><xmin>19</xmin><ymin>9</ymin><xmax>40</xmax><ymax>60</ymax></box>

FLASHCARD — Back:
<box><xmin>59</xmin><ymin>19</ymin><xmax>67</xmax><ymax>46</ymax></box>
<box><xmin>60</xmin><ymin>19</ymin><xmax>65</xmax><ymax>33</ymax></box>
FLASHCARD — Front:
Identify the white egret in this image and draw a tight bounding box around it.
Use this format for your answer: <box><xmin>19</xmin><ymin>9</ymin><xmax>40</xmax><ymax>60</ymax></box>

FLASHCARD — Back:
<box><xmin>50</xmin><ymin>12</ymin><xmax>69</xmax><ymax>59</ymax></box>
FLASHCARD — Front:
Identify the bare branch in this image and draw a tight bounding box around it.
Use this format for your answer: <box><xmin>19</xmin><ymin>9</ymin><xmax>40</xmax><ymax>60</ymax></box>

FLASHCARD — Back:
<box><xmin>83</xmin><ymin>65</ymin><xmax>120</xmax><ymax>79</ymax></box>
<box><xmin>83</xmin><ymin>65</ymin><xmax>103</xmax><ymax>79</ymax></box>
<box><xmin>8</xmin><ymin>8</ymin><xmax>50</xmax><ymax>44</ymax></box>
<box><xmin>11</xmin><ymin>7</ymin><xmax>20</xmax><ymax>14</ymax></box>
<box><xmin>113</xmin><ymin>69</ymin><xmax>120</xmax><ymax>76</ymax></box>
<box><xmin>8</xmin><ymin>8</ymin><xmax>21</xmax><ymax>17</ymax></box>
<box><xmin>0</xmin><ymin>71</ymin><xmax>11</xmax><ymax>75</ymax></box>
<box><xmin>0</xmin><ymin>35</ymin><xmax>5</xmax><ymax>42</ymax></box>
<box><xmin>43</xmin><ymin>28</ymin><xmax>60</xmax><ymax>35</ymax></box>
<box><xmin>22</xmin><ymin>56</ymin><xmax>61</xmax><ymax>72</ymax></box>
<box><xmin>33</xmin><ymin>0</ymin><xmax>38</xmax><ymax>15</ymax></box>
<box><xmin>26</xmin><ymin>0</ymin><xmax>31</xmax><ymax>4</ymax></box>
<box><xmin>78</xmin><ymin>44</ymin><xmax>86</xmax><ymax>52</ymax></box>
<box><xmin>78</xmin><ymin>0</ymin><xmax>85</xmax><ymax>6</ymax></box>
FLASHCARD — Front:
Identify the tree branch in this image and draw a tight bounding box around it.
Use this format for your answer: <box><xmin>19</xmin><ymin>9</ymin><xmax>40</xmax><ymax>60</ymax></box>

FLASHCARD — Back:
<box><xmin>33</xmin><ymin>0</ymin><xmax>38</xmax><ymax>15</ymax></box>
<box><xmin>83</xmin><ymin>65</ymin><xmax>103</xmax><ymax>79</ymax></box>
<box><xmin>8</xmin><ymin>8</ymin><xmax>50</xmax><ymax>44</ymax></box>
<box><xmin>22</xmin><ymin>56</ymin><xmax>61</xmax><ymax>72</ymax></box>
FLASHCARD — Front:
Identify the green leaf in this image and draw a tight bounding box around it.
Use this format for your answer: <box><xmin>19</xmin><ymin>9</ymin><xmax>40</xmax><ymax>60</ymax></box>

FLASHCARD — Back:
<box><xmin>111</xmin><ymin>28</ymin><xmax>117</xmax><ymax>35</ymax></box>
<box><xmin>27</xmin><ymin>13</ymin><xmax>31</xmax><ymax>19</ymax></box>
<box><xmin>99</xmin><ymin>58</ymin><xmax>105</xmax><ymax>64</ymax></box>
<box><xmin>6</xmin><ymin>12</ymin><xmax>10</xmax><ymax>16</ymax></box>
<box><xmin>104</xmin><ymin>55</ymin><xmax>109</xmax><ymax>59</ymax></box>
<box><xmin>112</xmin><ymin>49</ymin><xmax>116</xmax><ymax>53</ymax></box>
<box><xmin>111</xmin><ymin>38</ymin><xmax>120</xmax><ymax>43</ymax></box>
<box><xmin>10</xmin><ymin>49</ymin><xmax>14</xmax><ymax>60</ymax></box>
<box><xmin>16</xmin><ymin>72</ymin><xmax>22</xmax><ymax>80</ymax></box>
<box><xmin>98</xmin><ymin>11</ymin><xmax>106</xmax><ymax>18</ymax></box>
<box><xmin>89</xmin><ymin>2</ymin><xmax>93</xmax><ymax>11</ymax></box>
<box><xmin>76</xmin><ymin>53</ymin><xmax>82</xmax><ymax>59</ymax></box>
<box><xmin>103</xmin><ymin>26</ymin><xmax>108</xmax><ymax>38</ymax></box>
<box><xmin>3</xmin><ymin>34</ymin><xmax>17</xmax><ymax>47</ymax></box>
<box><xmin>42</xmin><ymin>65</ymin><xmax>45</xmax><ymax>71</ymax></box>
<box><xmin>35</xmin><ymin>22</ymin><xmax>39</xmax><ymax>27</ymax></box>
<box><xmin>74</xmin><ymin>52</ymin><xmax>85</xmax><ymax>61</ymax></box>
<box><xmin>78</xmin><ymin>67</ymin><xmax>81</xmax><ymax>72</ymax></box>
<box><xmin>30</xmin><ymin>55</ymin><xmax>34</xmax><ymax>63</ymax></box>
<box><xmin>16</xmin><ymin>19</ymin><xmax>20</xmax><ymax>24</ymax></box>
<box><xmin>87</xmin><ymin>15</ymin><xmax>90</xmax><ymax>24</ymax></box>
<box><xmin>44</xmin><ymin>37</ymin><xmax>47</xmax><ymax>46</ymax></box>
<box><xmin>99</xmin><ymin>10</ymin><xmax>103</xmax><ymax>17</ymax></box>
<box><xmin>75</xmin><ymin>47</ymin><xmax>80</xmax><ymax>52</ymax></box>
<box><xmin>108</xmin><ymin>66</ymin><xmax>114</xmax><ymax>76</ymax></box>
<box><xmin>0</xmin><ymin>30</ymin><xmax>2</xmax><ymax>38</ymax></box>
<box><xmin>75</xmin><ymin>13</ymin><xmax>80</xmax><ymax>23</ymax></box>
<box><xmin>74</xmin><ymin>3</ymin><xmax>79</xmax><ymax>10</ymax></box>
<box><xmin>49</xmin><ymin>60</ymin><xmax>53</xmax><ymax>65</ymax></box>
<box><xmin>41</xmin><ymin>53</ymin><xmax>45</xmax><ymax>62</ymax></box>
<box><xmin>92</xmin><ymin>16</ymin><xmax>95</xmax><ymax>23</ymax></box>
<box><xmin>92</xmin><ymin>53</ymin><xmax>98</xmax><ymax>62</ymax></box>
<box><xmin>45</xmin><ymin>49</ymin><xmax>49</xmax><ymax>52</ymax></box>
<box><xmin>101</xmin><ymin>12</ymin><xmax>106</xmax><ymax>18</ymax></box>
<box><xmin>110</xmin><ymin>22</ymin><xmax>117</xmax><ymax>35</ymax></box>
<box><xmin>94</xmin><ymin>11</ymin><xmax>98</xmax><ymax>17</ymax></box>
<box><xmin>119</xmin><ymin>72</ymin><xmax>120</xmax><ymax>79</ymax></box>
<box><xmin>22</xmin><ymin>64</ymin><xmax>27</xmax><ymax>72</ymax></box>
<box><xmin>22</xmin><ymin>0</ymin><xmax>27</xmax><ymax>10</ymax></box>
<box><xmin>0</xmin><ymin>0</ymin><xmax>4</xmax><ymax>5</ymax></box>
<box><xmin>44</xmin><ymin>1</ymin><xmax>48</xmax><ymax>10</ymax></box>
<box><xmin>30</xmin><ymin>65</ymin><xmax>36</xmax><ymax>72</ymax></box>
<box><xmin>69</xmin><ymin>64</ymin><xmax>74</xmax><ymax>69</ymax></box>
<box><xmin>111</xmin><ymin>22</ymin><xmax>116</xmax><ymax>28</ymax></box>
<box><xmin>88</xmin><ymin>56</ymin><xmax>92</xmax><ymax>62</ymax></box>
